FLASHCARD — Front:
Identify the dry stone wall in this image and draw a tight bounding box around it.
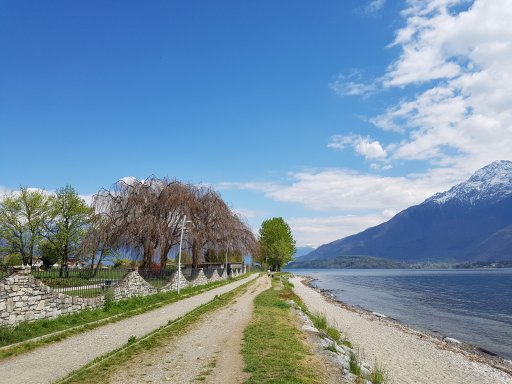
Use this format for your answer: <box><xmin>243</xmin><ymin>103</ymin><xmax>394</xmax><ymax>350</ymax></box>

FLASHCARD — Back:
<box><xmin>0</xmin><ymin>268</ymin><xmax>102</xmax><ymax>325</ymax></box>
<box><xmin>0</xmin><ymin>265</ymin><xmax>241</xmax><ymax>326</ymax></box>
<box><xmin>111</xmin><ymin>270</ymin><xmax>157</xmax><ymax>300</ymax></box>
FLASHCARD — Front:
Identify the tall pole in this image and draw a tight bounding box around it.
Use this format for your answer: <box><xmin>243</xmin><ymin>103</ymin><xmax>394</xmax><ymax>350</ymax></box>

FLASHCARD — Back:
<box><xmin>177</xmin><ymin>215</ymin><xmax>186</xmax><ymax>294</ymax></box>
<box><xmin>225</xmin><ymin>241</ymin><xmax>229</xmax><ymax>279</ymax></box>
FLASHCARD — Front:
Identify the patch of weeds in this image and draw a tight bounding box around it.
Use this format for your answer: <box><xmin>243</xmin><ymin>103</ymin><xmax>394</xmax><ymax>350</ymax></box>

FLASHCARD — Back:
<box><xmin>310</xmin><ymin>312</ymin><xmax>328</xmax><ymax>331</ymax></box>
<box><xmin>368</xmin><ymin>362</ymin><xmax>387</xmax><ymax>384</ymax></box>
<box><xmin>341</xmin><ymin>339</ymin><xmax>353</xmax><ymax>349</ymax></box>
<box><xmin>103</xmin><ymin>289</ymin><xmax>114</xmax><ymax>312</ymax></box>
<box><xmin>349</xmin><ymin>351</ymin><xmax>361</xmax><ymax>377</ymax></box>
<box><xmin>324</xmin><ymin>341</ymin><xmax>338</xmax><ymax>354</ymax></box>
<box><xmin>325</xmin><ymin>326</ymin><xmax>341</xmax><ymax>342</ymax></box>
<box><xmin>207</xmin><ymin>359</ymin><xmax>217</xmax><ymax>368</ymax></box>
<box><xmin>127</xmin><ymin>335</ymin><xmax>137</xmax><ymax>344</ymax></box>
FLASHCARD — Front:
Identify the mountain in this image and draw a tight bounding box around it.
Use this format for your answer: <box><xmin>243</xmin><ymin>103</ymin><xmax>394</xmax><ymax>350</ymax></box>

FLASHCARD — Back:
<box><xmin>290</xmin><ymin>161</ymin><xmax>512</xmax><ymax>267</ymax></box>
<box><xmin>293</xmin><ymin>246</ymin><xmax>315</xmax><ymax>259</ymax></box>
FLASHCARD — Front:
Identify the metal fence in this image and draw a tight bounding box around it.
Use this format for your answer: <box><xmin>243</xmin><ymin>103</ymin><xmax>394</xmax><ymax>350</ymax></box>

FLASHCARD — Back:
<box><xmin>137</xmin><ymin>268</ymin><xmax>176</xmax><ymax>289</ymax></box>
<box><xmin>30</xmin><ymin>267</ymin><xmax>133</xmax><ymax>298</ymax></box>
<box><xmin>0</xmin><ymin>265</ymin><xmax>7</xmax><ymax>279</ymax></box>
<box><xmin>1</xmin><ymin>264</ymin><xmax>229</xmax><ymax>298</ymax></box>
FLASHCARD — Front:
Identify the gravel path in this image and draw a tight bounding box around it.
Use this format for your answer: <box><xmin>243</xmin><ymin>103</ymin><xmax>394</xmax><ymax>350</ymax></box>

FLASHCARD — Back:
<box><xmin>109</xmin><ymin>275</ymin><xmax>270</xmax><ymax>384</ymax></box>
<box><xmin>0</xmin><ymin>275</ymin><xmax>257</xmax><ymax>384</ymax></box>
<box><xmin>290</xmin><ymin>276</ymin><xmax>512</xmax><ymax>384</ymax></box>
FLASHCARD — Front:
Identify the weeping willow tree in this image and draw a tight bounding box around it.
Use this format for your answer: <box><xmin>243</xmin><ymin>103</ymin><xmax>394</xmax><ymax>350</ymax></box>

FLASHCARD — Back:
<box><xmin>92</xmin><ymin>177</ymin><xmax>257</xmax><ymax>269</ymax></box>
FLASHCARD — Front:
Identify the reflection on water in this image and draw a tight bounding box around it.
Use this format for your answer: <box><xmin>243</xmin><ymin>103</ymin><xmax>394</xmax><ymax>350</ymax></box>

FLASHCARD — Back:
<box><xmin>289</xmin><ymin>268</ymin><xmax>512</xmax><ymax>359</ymax></box>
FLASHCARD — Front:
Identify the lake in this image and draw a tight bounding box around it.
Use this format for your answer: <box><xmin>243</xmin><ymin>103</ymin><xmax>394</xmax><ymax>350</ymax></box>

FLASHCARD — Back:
<box><xmin>288</xmin><ymin>268</ymin><xmax>512</xmax><ymax>360</ymax></box>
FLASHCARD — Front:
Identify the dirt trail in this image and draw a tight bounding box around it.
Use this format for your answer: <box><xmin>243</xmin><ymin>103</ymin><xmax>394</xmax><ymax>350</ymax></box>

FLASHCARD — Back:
<box><xmin>0</xmin><ymin>275</ymin><xmax>257</xmax><ymax>384</ymax></box>
<box><xmin>109</xmin><ymin>275</ymin><xmax>270</xmax><ymax>384</ymax></box>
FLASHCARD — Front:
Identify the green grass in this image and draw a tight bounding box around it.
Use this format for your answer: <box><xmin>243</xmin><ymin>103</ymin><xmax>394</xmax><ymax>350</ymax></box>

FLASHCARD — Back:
<box><xmin>310</xmin><ymin>312</ymin><xmax>328</xmax><ymax>331</ymax></box>
<box><xmin>55</xmin><ymin>280</ymin><xmax>254</xmax><ymax>384</ymax></box>
<box><xmin>349</xmin><ymin>351</ymin><xmax>362</xmax><ymax>376</ymax></box>
<box><xmin>368</xmin><ymin>362</ymin><xmax>387</xmax><ymax>384</ymax></box>
<box><xmin>0</xmin><ymin>274</ymin><xmax>252</xmax><ymax>360</ymax></box>
<box><xmin>242</xmin><ymin>274</ymin><xmax>324</xmax><ymax>384</ymax></box>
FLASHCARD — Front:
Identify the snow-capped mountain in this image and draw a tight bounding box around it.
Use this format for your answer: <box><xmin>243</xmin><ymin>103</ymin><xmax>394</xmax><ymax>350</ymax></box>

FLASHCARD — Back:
<box><xmin>428</xmin><ymin>160</ymin><xmax>512</xmax><ymax>205</ymax></box>
<box><xmin>291</xmin><ymin>161</ymin><xmax>512</xmax><ymax>266</ymax></box>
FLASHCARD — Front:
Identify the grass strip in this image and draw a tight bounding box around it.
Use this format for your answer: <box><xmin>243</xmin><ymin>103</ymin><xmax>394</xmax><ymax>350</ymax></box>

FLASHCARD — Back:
<box><xmin>242</xmin><ymin>274</ymin><xmax>324</xmax><ymax>384</ymax></box>
<box><xmin>0</xmin><ymin>273</ymin><xmax>254</xmax><ymax>360</ymax></box>
<box><xmin>55</xmin><ymin>278</ymin><xmax>256</xmax><ymax>384</ymax></box>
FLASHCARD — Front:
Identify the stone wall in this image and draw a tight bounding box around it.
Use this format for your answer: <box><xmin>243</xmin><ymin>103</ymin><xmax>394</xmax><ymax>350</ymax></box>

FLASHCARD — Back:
<box><xmin>160</xmin><ymin>268</ymin><xmax>227</xmax><ymax>292</ymax></box>
<box><xmin>0</xmin><ymin>268</ymin><xmax>102</xmax><ymax>325</ymax></box>
<box><xmin>0</xmin><ymin>264</ymin><xmax>243</xmax><ymax>326</ymax></box>
<box><xmin>111</xmin><ymin>270</ymin><xmax>157</xmax><ymax>300</ymax></box>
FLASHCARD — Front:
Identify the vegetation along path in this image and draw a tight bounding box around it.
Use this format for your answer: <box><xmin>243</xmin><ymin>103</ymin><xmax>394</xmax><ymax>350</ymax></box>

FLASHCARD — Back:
<box><xmin>0</xmin><ymin>274</ymin><xmax>257</xmax><ymax>384</ymax></box>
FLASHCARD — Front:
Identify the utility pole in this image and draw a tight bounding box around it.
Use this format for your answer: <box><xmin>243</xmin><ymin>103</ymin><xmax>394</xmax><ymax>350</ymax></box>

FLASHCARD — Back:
<box><xmin>225</xmin><ymin>241</ymin><xmax>229</xmax><ymax>279</ymax></box>
<box><xmin>177</xmin><ymin>215</ymin><xmax>191</xmax><ymax>294</ymax></box>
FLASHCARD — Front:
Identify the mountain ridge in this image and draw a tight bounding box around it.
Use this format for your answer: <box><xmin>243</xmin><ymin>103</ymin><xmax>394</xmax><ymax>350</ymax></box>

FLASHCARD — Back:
<box><xmin>291</xmin><ymin>161</ymin><xmax>512</xmax><ymax>267</ymax></box>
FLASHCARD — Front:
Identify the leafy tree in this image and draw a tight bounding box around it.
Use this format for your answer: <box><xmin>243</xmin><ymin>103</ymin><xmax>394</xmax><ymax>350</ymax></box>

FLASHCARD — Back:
<box><xmin>39</xmin><ymin>240</ymin><xmax>60</xmax><ymax>269</ymax></box>
<box><xmin>258</xmin><ymin>217</ymin><xmax>296</xmax><ymax>271</ymax></box>
<box><xmin>42</xmin><ymin>185</ymin><xmax>92</xmax><ymax>276</ymax></box>
<box><xmin>0</xmin><ymin>187</ymin><xmax>48</xmax><ymax>265</ymax></box>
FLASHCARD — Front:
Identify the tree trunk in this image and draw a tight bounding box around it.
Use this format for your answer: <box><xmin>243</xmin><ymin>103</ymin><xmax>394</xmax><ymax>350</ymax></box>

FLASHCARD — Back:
<box><xmin>160</xmin><ymin>243</ymin><xmax>172</xmax><ymax>271</ymax></box>
<box><xmin>141</xmin><ymin>240</ymin><xmax>153</xmax><ymax>269</ymax></box>
<box><xmin>192</xmin><ymin>240</ymin><xmax>201</xmax><ymax>269</ymax></box>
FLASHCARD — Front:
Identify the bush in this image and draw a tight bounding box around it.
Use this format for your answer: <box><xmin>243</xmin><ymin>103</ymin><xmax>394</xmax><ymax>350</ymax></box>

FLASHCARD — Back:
<box><xmin>2</xmin><ymin>253</ymin><xmax>22</xmax><ymax>266</ymax></box>
<box><xmin>103</xmin><ymin>289</ymin><xmax>114</xmax><ymax>312</ymax></box>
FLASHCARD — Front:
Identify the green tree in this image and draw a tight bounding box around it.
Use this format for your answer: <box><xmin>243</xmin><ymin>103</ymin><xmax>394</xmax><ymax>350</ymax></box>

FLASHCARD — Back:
<box><xmin>0</xmin><ymin>187</ymin><xmax>49</xmax><ymax>265</ymax></box>
<box><xmin>258</xmin><ymin>217</ymin><xmax>296</xmax><ymax>271</ymax></box>
<box><xmin>42</xmin><ymin>185</ymin><xmax>92</xmax><ymax>276</ymax></box>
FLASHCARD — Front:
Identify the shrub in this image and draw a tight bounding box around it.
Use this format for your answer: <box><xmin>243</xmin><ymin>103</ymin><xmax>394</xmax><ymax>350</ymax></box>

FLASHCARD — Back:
<box><xmin>2</xmin><ymin>253</ymin><xmax>22</xmax><ymax>266</ymax></box>
<box><xmin>103</xmin><ymin>289</ymin><xmax>114</xmax><ymax>312</ymax></box>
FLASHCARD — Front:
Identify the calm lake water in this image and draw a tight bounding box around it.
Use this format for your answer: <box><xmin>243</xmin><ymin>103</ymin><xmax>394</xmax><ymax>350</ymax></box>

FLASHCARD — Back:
<box><xmin>288</xmin><ymin>268</ymin><xmax>512</xmax><ymax>360</ymax></box>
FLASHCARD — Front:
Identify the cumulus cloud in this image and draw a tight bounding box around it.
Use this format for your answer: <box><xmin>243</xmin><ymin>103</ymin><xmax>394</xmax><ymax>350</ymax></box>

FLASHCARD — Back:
<box><xmin>336</xmin><ymin>0</ymin><xmax>512</xmax><ymax>176</ymax></box>
<box><xmin>328</xmin><ymin>134</ymin><xmax>388</xmax><ymax>160</ymax></box>
<box><xmin>224</xmin><ymin>167</ymin><xmax>460</xmax><ymax>213</ymax></box>
<box><xmin>380</xmin><ymin>0</ymin><xmax>512</xmax><ymax>173</ymax></box>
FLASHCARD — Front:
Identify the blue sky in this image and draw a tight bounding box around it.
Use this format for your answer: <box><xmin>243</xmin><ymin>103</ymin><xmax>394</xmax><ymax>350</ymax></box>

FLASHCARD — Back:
<box><xmin>2</xmin><ymin>1</ymin><xmax>512</xmax><ymax>247</ymax></box>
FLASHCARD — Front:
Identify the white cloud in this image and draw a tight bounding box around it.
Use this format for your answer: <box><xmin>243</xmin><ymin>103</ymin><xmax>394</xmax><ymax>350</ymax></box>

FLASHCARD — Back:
<box><xmin>328</xmin><ymin>134</ymin><xmax>388</xmax><ymax>160</ymax></box>
<box><xmin>288</xmin><ymin>214</ymin><xmax>388</xmax><ymax>247</ymax></box>
<box><xmin>363</xmin><ymin>0</ymin><xmax>386</xmax><ymax>15</ymax></box>
<box><xmin>329</xmin><ymin>72</ymin><xmax>377</xmax><ymax>97</ymax></box>
<box><xmin>231</xmin><ymin>207</ymin><xmax>267</xmax><ymax>220</ymax></box>
<box><xmin>335</xmin><ymin>0</ymin><xmax>512</xmax><ymax>177</ymax></box>
<box><xmin>224</xmin><ymin>167</ymin><xmax>461</xmax><ymax>214</ymax></box>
